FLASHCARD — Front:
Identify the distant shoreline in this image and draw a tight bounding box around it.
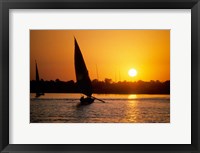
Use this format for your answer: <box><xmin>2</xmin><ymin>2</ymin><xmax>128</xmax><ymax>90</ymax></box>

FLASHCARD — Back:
<box><xmin>31</xmin><ymin>79</ymin><xmax>170</xmax><ymax>94</ymax></box>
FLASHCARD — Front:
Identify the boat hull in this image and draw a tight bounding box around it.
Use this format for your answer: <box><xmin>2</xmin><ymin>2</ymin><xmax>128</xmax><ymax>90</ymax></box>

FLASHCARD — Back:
<box><xmin>36</xmin><ymin>93</ymin><xmax>45</xmax><ymax>98</ymax></box>
<box><xmin>80</xmin><ymin>97</ymin><xmax>94</xmax><ymax>105</ymax></box>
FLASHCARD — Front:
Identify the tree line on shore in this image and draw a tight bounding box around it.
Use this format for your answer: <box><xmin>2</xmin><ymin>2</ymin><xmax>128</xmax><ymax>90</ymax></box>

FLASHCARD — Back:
<box><xmin>30</xmin><ymin>78</ymin><xmax>170</xmax><ymax>94</ymax></box>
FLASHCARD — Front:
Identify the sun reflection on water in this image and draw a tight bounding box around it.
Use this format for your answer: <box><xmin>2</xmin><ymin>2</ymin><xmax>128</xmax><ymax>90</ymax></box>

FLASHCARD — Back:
<box><xmin>128</xmin><ymin>94</ymin><xmax>137</xmax><ymax>100</ymax></box>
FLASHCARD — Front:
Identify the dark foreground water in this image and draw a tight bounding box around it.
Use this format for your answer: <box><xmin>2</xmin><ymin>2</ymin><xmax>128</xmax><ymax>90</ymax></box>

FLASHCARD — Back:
<box><xmin>30</xmin><ymin>93</ymin><xmax>170</xmax><ymax>123</ymax></box>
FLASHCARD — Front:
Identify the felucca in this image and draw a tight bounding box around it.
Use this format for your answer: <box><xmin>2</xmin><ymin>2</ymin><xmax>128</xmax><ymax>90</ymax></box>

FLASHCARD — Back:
<box><xmin>74</xmin><ymin>38</ymin><xmax>105</xmax><ymax>105</ymax></box>
<box><xmin>35</xmin><ymin>61</ymin><xmax>44</xmax><ymax>98</ymax></box>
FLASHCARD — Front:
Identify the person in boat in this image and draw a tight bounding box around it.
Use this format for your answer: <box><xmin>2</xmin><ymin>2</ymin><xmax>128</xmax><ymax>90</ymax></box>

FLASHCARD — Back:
<box><xmin>80</xmin><ymin>95</ymin><xmax>94</xmax><ymax>104</ymax></box>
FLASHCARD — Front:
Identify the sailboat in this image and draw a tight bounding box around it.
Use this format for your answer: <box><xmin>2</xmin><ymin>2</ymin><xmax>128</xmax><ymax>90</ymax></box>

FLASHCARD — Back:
<box><xmin>74</xmin><ymin>38</ymin><xmax>95</xmax><ymax>105</ymax></box>
<box><xmin>35</xmin><ymin>61</ymin><xmax>44</xmax><ymax>98</ymax></box>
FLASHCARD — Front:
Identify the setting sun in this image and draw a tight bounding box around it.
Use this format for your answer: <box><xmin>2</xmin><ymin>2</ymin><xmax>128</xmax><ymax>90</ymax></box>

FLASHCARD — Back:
<box><xmin>128</xmin><ymin>68</ymin><xmax>137</xmax><ymax>77</ymax></box>
<box><xmin>30</xmin><ymin>30</ymin><xmax>170</xmax><ymax>82</ymax></box>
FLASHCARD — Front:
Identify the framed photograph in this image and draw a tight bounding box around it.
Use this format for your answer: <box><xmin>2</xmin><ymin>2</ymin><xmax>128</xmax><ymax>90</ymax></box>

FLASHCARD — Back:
<box><xmin>0</xmin><ymin>0</ymin><xmax>200</xmax><ymax>152</ymax></box>
<box><xmin>30</xmin><ymin>29</ymin><xmax>170</xmax><ymax>123</ymax></box>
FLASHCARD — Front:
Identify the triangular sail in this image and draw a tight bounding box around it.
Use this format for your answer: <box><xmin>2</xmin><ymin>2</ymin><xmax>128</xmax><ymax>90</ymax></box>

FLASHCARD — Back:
<box><xmin>36</xmin><ymin>62</ymin><xmax>39</xmax><ymax>83</ymax></box>
<box><xmin>74</xmin><ymin>38</ymin><xmax>93</xmax><ymax>97</ymax></box>
<box><xmin>35</xmin><ymin>61</ymin><xmax>44</xmax><ymax>97</ymax></box>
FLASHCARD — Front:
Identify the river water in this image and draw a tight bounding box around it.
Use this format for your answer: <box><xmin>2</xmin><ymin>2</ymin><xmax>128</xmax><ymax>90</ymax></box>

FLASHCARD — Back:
<box><xmin>30</xmin><ymin>93</ymin><xmax>170</xmax><ymax>123</ymax></box>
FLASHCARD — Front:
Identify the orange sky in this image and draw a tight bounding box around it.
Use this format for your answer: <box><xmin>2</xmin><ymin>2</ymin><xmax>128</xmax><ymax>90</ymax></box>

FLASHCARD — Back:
<box><xmin>30</xmin><ymin>30</ymin><xmax>170</xmax><ymax>82</ymax></box>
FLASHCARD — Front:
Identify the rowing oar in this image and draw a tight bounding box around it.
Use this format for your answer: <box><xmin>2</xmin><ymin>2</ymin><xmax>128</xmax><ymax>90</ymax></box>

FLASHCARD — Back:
<box><xmin>91</xmin><ymin>96</ymin><xmax>106</xmax><ymax>103</ymax></box>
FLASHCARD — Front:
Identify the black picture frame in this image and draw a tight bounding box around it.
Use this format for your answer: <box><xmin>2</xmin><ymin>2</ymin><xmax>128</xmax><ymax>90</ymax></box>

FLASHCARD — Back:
<box><xmin>0</xmin><ymin>0</ymin><xmax>199</xmax><ymax>153</ymax></box>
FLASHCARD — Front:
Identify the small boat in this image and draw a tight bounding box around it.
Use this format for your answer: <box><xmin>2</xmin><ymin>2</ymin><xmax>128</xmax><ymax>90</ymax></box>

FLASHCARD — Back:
<box><xmin>80</xmin><ymin>96</ymin><xmax>94</xmax><ymax>105</ymax></box>
<box><xmin>74</xmin><ymin>38</ymin><xmax>94</xmax><ymax>105</ymax></box>
<box><xmin>35</xmin><ymin>61</ymin><xmax>44</xmax><ymax>98</ymax></box>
